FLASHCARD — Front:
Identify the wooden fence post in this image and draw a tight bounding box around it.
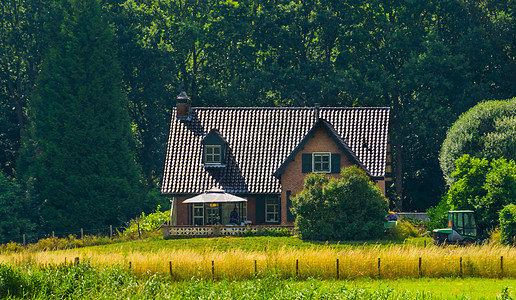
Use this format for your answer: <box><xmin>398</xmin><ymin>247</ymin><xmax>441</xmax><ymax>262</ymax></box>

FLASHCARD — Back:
<box><xmin>212</xmin><ymin>260</ymin><xmax>215</xmax><ymax>276</ymax></box>
<box><xmin>460</xmin><ymin>257</ymin><xmax>463</xmax><ymax>278</ymax></box>
<box><xmin>81</xmin><ymin>228</ymin><xmax>84</xmax><ymax>239</ymax></box>
<box><xmin>419</xmin><ymin>257</ymin><xmax>422</xmax><ymax>277</ymax></box>
<box><xmin>378</xmin><ymin>258</ymin><xmax>381</xmax><ymax>278</ymax></box>
<box><xmin>254</xmin><ymin>260</ymin><xmax>257</xmax><ymax>276</ymax></box>
<box><xmin>336</xmin><ymin>259</ymin><xmax>339</xmax><ymax>279</ymax></box>
<box><xmin>169</xmin><ymin>261</ymin><xmax>172</xmax><ymax>276</ymax></box>
<box><xmin>75</xmin><ymin>257</ymin><xmax>80</xmax><ymax>265</ymax></box>
<box><xmin>501</xmin><ymin>256</ymin><xmax>504</xmax><ymax>278</ymax></box>
<box><xmin>23</xmin><ymin>234</ymin><xmax>26</xmax><ymax>246</ymax></box>
<box><xmin>110</xmin><ymin>225</ymin><xmax>113</xmax><ymax>239</ymax></box>
<box><xmin>296</xmin><ymin>259</ymin><xmax>299</xmax><ymax>277</ymax></box>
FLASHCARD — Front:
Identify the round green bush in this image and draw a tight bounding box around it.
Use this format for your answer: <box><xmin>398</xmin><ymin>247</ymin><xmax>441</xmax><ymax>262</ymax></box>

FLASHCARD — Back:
<box><xmin>291</xmin><ymin>166</ymin><xmax>388</xmax><ymax>241</ymax></box>
<box><xmin>440</xmin><ymin>97</ymin><xmax>516</xmax><ymax>185</ymax></box>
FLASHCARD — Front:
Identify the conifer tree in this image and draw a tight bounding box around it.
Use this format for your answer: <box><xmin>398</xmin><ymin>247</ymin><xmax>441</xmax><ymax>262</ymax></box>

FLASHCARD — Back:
<box><xmin>20</xmin><ymin>0</ymin><xmax>143</xmax><ymax>232</ymax></box>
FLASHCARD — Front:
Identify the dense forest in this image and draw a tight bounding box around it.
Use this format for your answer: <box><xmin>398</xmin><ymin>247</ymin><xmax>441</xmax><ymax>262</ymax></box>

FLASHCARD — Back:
<box><xmin>0</xmin><ymin>0</ymin><xmax>514</xmax><ymax>235</ymax></box>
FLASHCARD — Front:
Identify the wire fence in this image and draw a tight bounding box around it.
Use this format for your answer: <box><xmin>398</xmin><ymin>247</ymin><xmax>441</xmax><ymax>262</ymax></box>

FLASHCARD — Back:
<box><xmin>56</xmin><ymin>255</ymin><xmax>515</xmax><ymax>280</ymax></box>
<box><xmin>0</xmin><ymin>225</ymin><xmax>127</xmax><ymax>245</ymax></box>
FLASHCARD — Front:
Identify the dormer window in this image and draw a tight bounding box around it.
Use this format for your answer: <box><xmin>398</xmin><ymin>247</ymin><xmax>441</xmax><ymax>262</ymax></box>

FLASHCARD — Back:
<box><xmin>201</xmin><ymin>129</ymin><xmax>227</xmax><ymax>167</ymax></box>
<box><xmin>205</xmin><ymin>145</ymin><xmax>221</xmax><ymax>164</ymax></box>
<box><xmin>313</xmin><ymin>152</ymin><xmax>331</xmax><ymax>173</ymax></box>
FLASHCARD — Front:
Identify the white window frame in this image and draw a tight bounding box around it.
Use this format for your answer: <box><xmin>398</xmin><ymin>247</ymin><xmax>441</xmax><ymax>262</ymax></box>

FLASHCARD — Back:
<box><xmin>313</xmin><ymin>152</ymin><xmax>331</xmax><ymax>173</ymax></box>
<box><xmin>265</xmin><ymin>197</ymin><xmax>280</xmax><ymax>223</ymax></box>
<box><xmin>193</xmin><ymin>203</ymin><xmax>204</xmax><ymax>225</ymax></box>
<box><xmin>205</xmin><ymin>145</ymin><xmax>221</xmax><ymax>164</ymax></box>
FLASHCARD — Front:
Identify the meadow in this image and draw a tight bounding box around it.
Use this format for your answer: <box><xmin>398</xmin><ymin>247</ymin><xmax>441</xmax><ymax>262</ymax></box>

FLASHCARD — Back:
<box><xmin>1</xmin><ymin>236</ymin><xmax>515</xmax><ymax>280</ymax></box>
<box><xmin>2</xmin><ymin>236</ymin><xmax>516</xmax><ymax>298</ymax></box>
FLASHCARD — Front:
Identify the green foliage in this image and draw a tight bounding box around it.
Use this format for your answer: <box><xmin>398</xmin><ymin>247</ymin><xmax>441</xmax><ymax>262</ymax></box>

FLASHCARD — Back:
<box><xmin>386</xmin><ymin>219</ymin><xmax>420</xmax><ymax>241</ymax></box>
<box><xmin>500</xmin><ymin>204</ymin><xmax>516</xmax><ymax>246</ymax></box>
<box><xmin>122</xmin><ymin>206</ymin><xmax>169</xmax><ymax>237</ymax></box>
<box><xmin>426</xmin><ymin>198</ymin><xmax>450</xmax><ymax>232</ymax></box>
<box><xmin>0</xmin><ymin>171</ymin><xmax>33</xmax><ymax>239</ymax></box>
<box><xmin>441</xmin><ymin>155</ymin><xmax>516</xmax><ymax>235</ymax></box>
<box><xmin>445</xmin><ymin>155</ymin><xmax>489</xmax><ymax>211</ymax></box>
<box><xmin>19</xmin><ymin>0</ymin><xmax>145</xmax><ymax>232</ymax></box>
<box><xmin>440</xmin><ymin>98</ymin><xmax>516</xmax><ymax>185</ymax></box>
<box><xmin>291</xmin><ymin>166</ymin><xmax>388</xmax><ymax>241</ymax></box>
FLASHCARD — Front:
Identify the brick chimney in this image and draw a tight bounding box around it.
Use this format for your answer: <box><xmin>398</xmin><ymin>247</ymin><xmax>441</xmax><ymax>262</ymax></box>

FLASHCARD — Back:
<box><xmin>176</xmin><ymin>90</ymin><xmax>191</xmax><ymax>118</ymax></box>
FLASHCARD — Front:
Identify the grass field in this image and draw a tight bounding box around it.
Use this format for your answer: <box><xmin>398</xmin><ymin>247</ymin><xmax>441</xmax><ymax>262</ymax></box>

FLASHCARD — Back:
<box><xmin>1</xmin><ymin>236</ymin><xmax>515</xmax><ymax>279</ymax></box>
<box><xmin>1</xmin><ymin>262</ymin><xmax>515</xmax><ymax>299</ymax></box>
<box><xmin>1</xmin><ymin>236</ymin><xmax>516</xmax><ymax>298</ymax></box>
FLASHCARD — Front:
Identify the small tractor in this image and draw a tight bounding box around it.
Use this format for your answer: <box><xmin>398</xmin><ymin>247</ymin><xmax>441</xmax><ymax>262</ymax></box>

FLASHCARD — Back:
<box><xmin>433</xmin><ymin>210</ymin><xmax>477</xmax><ymax>245</ymax></box>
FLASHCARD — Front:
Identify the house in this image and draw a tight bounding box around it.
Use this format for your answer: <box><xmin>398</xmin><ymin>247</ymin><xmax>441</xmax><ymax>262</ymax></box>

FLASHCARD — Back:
<box><xmin>161</xmin><ymin>92</ymin><xmax>391</xmax><ymax>226</ymax></box>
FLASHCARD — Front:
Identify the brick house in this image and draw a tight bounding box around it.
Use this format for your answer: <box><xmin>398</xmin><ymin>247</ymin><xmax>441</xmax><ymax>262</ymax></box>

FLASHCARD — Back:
<box><xmin>161</xmin><ymin>92</ymin><xmax>391</xmax><ymax>226</ymax></box>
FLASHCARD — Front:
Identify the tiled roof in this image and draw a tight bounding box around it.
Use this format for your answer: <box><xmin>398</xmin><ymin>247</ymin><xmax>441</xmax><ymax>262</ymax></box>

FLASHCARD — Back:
<box><xmin>273</xmin><ymin>118</ymin><xmax>370</xmax><ymax>178</ymax></box>
<box><xmin>161</xmin><ymin>107</ymin><xmax>390</xmax><ymax>195</ymax></box>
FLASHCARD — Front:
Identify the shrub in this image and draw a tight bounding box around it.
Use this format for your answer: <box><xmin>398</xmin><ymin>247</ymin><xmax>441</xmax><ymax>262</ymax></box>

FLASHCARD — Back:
<box><xmin>426</xmin><ymin>197</ymin><xmax>450</xmax><ymax>231</ymax></box>
<box><xmin>291</xmin><ymin>166</ymin><xmax>388</xmax><ymax>241</ymax></box>
<box><xmin>122</xmin><ymin>206</ymin><xmax>169</xmax><ymax>238</ymax></box>
<box><xmin>500</xmin><ymin>204</ymin><xmax>516</xmax><ymax>245</ymax></box>
<box><xmin>0</xmin><ymin>242</ymin><xmax>25</xmax><ymax>254</ymax></box>
<box><xmin>386</xmin><ymin>219</ymin><xmax>420</xmax><ymax>240</ymax></box>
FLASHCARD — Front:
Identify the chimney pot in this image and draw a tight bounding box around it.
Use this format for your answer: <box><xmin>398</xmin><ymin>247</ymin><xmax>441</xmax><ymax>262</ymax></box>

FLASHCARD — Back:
<box><xmin>176</xmin><ymin>91</ymin><xmax>191</xmax><ymax>117</ymax></box>
<box><xmin>314</xmin><ymin>103</ymin><xmax>320</xmax><ymax>120</ymax></box>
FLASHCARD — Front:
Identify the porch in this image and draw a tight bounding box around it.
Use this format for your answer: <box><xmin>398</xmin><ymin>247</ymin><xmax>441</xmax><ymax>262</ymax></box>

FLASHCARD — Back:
<box><xmin>162</xmin><ymin>224</ymin><xmax>294</xmax><ymax>238</ymax></box>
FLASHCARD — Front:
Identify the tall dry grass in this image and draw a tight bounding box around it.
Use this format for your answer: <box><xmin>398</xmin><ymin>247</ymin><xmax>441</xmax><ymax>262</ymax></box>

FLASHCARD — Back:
<box><xmin>0</xmin><ymin>243</ymin><xmax>514</xmax><ymax>280</ymax></box>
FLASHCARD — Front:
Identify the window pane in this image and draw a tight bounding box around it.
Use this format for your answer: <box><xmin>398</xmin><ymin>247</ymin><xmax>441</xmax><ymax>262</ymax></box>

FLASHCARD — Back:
<box><xmin>205</xmin><ymin>145</ymin><xmax>221</xmax><ymax>164</ymax></box>
<box><xmin>193</xmin><ymin>204</ymin><xmax>204</xmax><ymax>225</ymax></box>
<box><xmin>313</xmin><ymin>153</ymin><xmax>330</xmax><ymax>172</ymax></box>
<box><xmin>265</xmin><ymin>198</ymin><xmax>279</xmax><ymax>222</ymax></box>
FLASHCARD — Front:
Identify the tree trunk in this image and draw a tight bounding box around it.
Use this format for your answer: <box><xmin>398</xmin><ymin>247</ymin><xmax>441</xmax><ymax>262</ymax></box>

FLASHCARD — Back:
<box><xmin>395</xmin><ymin>141</ymin><xmax>403</xmax><ymax>211</ymax></box>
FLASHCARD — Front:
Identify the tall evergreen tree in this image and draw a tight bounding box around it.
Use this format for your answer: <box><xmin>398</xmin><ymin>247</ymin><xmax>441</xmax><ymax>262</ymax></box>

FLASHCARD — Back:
<box><xmin>19</xmin><ymin>0</ymin><xmax>143</xmax><ymax>232</ymax></box>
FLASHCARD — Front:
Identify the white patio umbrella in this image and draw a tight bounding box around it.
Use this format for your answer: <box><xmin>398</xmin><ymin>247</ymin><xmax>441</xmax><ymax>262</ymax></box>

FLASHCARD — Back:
<box><xmin>183</xmin><ymin>188</ymin><xmax>247</xmax><ymax>203</ymax></box>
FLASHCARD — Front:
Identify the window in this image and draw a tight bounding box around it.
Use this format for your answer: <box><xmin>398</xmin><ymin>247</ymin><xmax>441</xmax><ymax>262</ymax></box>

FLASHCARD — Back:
<box><xmin>266</xmin><ymin>197</ymin><xmax>280</xmax><ymax>223</ymax></box>
<box><xmin>205</xmin><ymin>145</ymin><xmax>221</xmax><ymax>164</ymax></box>
<box><xmin>313</xmin><ymin>152</ymin><xmax>331</xmax><ymax>173</ymax></box>
<box><xmin>193</xmin><ymin>203</ymin><xmax>204</xmax><ymax>225</ymax></box>
<box><xmin>206</xmin><ymin>203</ymin><xmax>220</xmax><ymax>225</ymax></box>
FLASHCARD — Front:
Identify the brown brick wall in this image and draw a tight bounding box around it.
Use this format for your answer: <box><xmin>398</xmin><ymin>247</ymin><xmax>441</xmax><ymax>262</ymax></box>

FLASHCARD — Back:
<box><xmin>174</xmin><ymin>196</ymin><xmax>257</xmax><ymax>225</ymax></box>
<box><xmin>279</xmin><ymin>127</ymin><xmax>386</xmax><ymax>225</ymax></box>
<box><xmin>175</xmin><ymin>196</ymin><xmax>189</xmax><ymax>225</ymax></box>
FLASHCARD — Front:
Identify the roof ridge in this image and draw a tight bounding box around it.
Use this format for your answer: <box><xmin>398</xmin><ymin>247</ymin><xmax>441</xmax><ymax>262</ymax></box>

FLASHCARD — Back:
<box><xmin>190</xmin><ymin>107</ymin><xmax>390</xmax><ymax>110</ymax></box>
